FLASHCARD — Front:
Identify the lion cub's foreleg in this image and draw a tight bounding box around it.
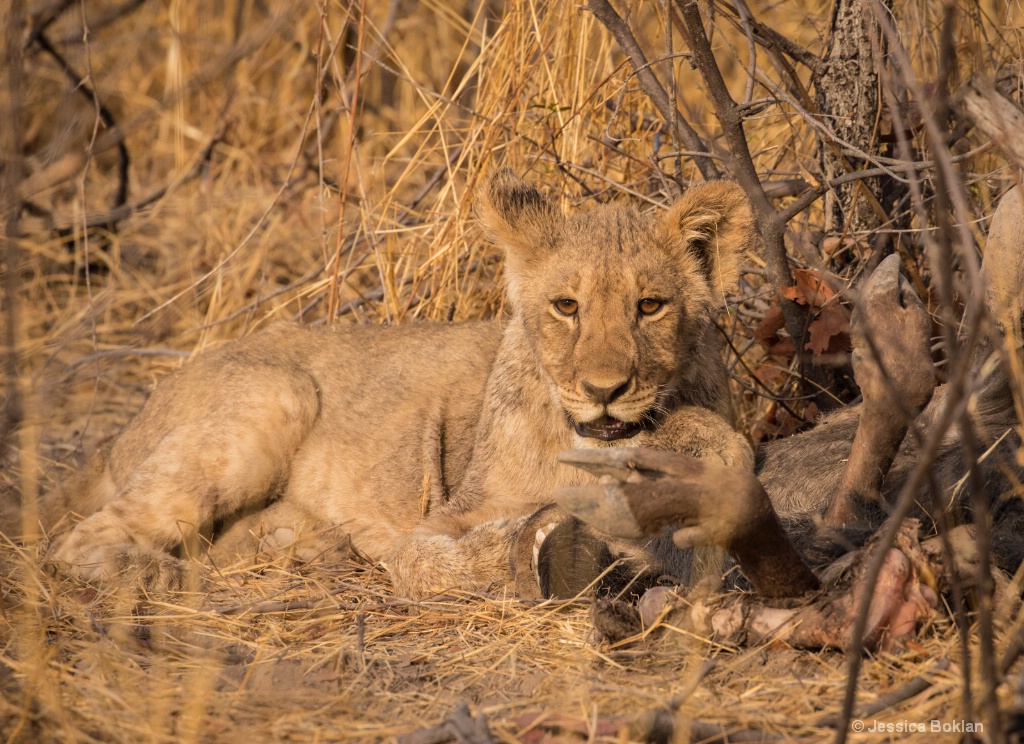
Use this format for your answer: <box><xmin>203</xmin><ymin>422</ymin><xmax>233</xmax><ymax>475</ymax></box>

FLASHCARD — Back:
<box><xmin>47</xmin><ymin>365</ymin><xmax>320</xmax><ymax>584</ymax></box>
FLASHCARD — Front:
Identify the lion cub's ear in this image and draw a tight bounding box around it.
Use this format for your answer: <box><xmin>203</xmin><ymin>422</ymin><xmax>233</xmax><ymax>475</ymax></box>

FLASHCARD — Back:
<box><xmin>663</xmin><ymin>181</ymin><xmax>754</xmax><ymax>301</ymax></box>
<box><xmin>477</xmin><ymin>168</ymin><xmax>562</xmax><ymax>269</ymax></box>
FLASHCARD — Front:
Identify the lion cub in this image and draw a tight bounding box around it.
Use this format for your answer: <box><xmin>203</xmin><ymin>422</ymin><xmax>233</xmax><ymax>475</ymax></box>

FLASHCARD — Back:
<box><xmin>47</xmin><ymin>170</ymin><xmax>754</xmax><ymax>598</ymax></box>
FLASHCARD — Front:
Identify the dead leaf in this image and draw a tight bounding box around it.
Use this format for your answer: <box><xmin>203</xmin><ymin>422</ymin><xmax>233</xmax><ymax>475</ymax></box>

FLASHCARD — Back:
<box><xmin>751</xmin><ymin>402</ymin><xmax>802</xmax><ymax>443</ymax></box>
<box><xmin>803</xmin><ymin>401</ymin><xmax>821</xmax><ymax>423</ymax></box>
<box><xmin>754</xmin><ymin>304</ymin><xmax>796</xmax><ymax>357</ymax></box>
<box><xmin>753</xmin><ymin>364</ymin><xmax>785</xmax><ymax>386</ymax></box>
<box><xmin>806</xmin><ymin>303</ymin><xmax>851</xmax><ymax>356</ymax></box>
<box><xmin>781</xmin><ymin>268</ymin><xmax>839</xmax><ymax>307</ymax></box>
<box><xmin>754</xmin><ymin>304</ymin><xmax>786</xmax><ymax>344</ymax></box>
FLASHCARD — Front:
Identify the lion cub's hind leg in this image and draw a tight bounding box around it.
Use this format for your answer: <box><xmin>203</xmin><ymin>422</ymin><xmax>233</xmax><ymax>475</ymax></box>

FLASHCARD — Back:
<box><xmin>47</xmin><ymin>363</ymin><xmax>321</xmax><ymax>586</ymax></box>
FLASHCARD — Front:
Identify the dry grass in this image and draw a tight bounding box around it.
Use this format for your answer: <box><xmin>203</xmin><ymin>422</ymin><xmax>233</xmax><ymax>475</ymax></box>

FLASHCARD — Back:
<box><xmin>2</xmin><ymin>0</ymin><xmax>1024</xmax><ymax>740</ymax></box>
<box><xmin>0</xmin><ymin>547</ymin><xmax>993</xmax><ymax>742</ymax></box>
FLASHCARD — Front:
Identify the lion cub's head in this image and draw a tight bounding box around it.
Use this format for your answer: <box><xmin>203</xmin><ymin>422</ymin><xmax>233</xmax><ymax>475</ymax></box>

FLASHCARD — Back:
<box><xmin>478</xmin><ymin>168</ymin><xmax>754</xmax><ymax>441</ymax></box>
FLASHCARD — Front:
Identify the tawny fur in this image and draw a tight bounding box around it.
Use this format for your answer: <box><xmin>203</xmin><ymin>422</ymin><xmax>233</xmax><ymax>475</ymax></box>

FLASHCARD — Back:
<box><xmin>46</xmin><ymin>170</ymin><xmax>755</xmax><ymax>599</ymax></box>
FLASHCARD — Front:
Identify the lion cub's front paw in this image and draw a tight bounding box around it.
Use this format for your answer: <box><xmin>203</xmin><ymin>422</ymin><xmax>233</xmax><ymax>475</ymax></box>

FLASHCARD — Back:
<box><xmin>46</xmin><ymin>512</ymin><xmax>134</xmax><ymax>583</ymax></box>
<box><xmin>46</xmin><ymin>511</ymin><xmax>191</xmax><ymax>592</ymax></box>
<box><xmin>48</xmin><ymin>541</ymin><xmax>189</xmax><ymax>593</ymax></box>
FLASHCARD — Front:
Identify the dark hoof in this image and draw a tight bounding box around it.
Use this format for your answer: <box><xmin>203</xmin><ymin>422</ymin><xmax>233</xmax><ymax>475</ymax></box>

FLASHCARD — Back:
<box><xmin>536</xmin><ymin>517</ymin><xmax>614</xmax><ymax>599</ymax></box>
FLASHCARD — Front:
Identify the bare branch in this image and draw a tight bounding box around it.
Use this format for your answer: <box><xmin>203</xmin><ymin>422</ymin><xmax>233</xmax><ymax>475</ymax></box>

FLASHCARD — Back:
<box><xmin>738</xmin><ymin>9</ymin><xmax>822</xmax><ymax>73</ymax></box>
<box><xmin>669</xmin><ymin>0</ymin><xmax>834</xmax><ymax>403</ymax></box>
<box><xmin>17</xmin><ymin>8</ymin><xmax>290</xmax><ymax>203</ymax></box>
<box><xmin>585</xmin><ymin>0</ymin><xmax>720</xmax><ymax>180</ymax></box>
<box><xmin>32</xmin><ymin>28</ymin><xmax>129</xmax><ymax>214</ymax></box>
<box><xmin>729</xmin><ymin>0</ymin><xmax>756</xmax><ymax>104</ymax></box>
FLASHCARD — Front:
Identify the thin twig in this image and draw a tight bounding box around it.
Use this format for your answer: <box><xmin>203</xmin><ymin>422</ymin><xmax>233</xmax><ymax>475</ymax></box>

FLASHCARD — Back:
<box><xmin>56</xmin><ymin>103</ymin><xmax>230</xmax><ymax>233</ymax></box>
<box><xmin>730</xmin><ymin>0</ymin><xmax>757</xmax><ymax>104</ymax></box>
<box><xmin>585</xmin><ymin>0</ymin><xmax>720</xmax><ymax>181</ymax></box>
<box><xmin>865</xmin><ymin>3</ymin><xmax>999</xmax><ymax>740</ymax></box>
<box><xmin>705</xmin><ymin>0</ymin><xmax>822</xmax><ymax>74</ymax></box>
<box><xmin>52</xmin><ymin>0</ymin><xmax>149</xmax><ymax>45</ymax></box>
<box><xmin>33</xmin><ymin>29</ymin><xmax>130</xmax><ymax>213</ymax></box>
<box><xmin>62</xmin><ymin>348</ymin><xmax>191</xmax><ymax>375</ymax></box>
<box><xmin>816</xmin><ymin>659</ymin><xmax>952</xmax><ymax>728</ymax></box>
<box><xmin>931</xmin><ymin>5</ymin><xmax>1000</xmax><ymax>738</ymax></box>
<box><xmin>832</xmin><ymin>379</ymin><xmax>975</xmax><ymax>742</ymax></box>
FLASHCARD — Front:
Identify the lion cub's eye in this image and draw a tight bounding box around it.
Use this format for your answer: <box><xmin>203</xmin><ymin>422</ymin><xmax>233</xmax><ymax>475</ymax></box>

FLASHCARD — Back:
<box><xmin>638</xmin><ymin>298</ymin><xmax>664</xmax><ymax>316</ymax></box>
<box><xmin>554</xmin><ymin>298</ymin><xmax>579</xmax><ymax>316</ymax></box>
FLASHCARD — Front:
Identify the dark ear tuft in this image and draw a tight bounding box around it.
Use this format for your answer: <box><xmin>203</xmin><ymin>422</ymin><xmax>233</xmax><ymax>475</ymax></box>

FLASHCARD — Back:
<box><xmin>476</xmin><ymin>168</ymin><xmax>561</xmax><ymax>266</ymax></box>
<box><xmin>481</xmin><ymin>168</ymin><xmax>550</xmax><ymax>228</ymax></box>
<box><xmin>663</xmin><ymin>180</ymin><xmax>754</xmax><ymax>301</ymax></box>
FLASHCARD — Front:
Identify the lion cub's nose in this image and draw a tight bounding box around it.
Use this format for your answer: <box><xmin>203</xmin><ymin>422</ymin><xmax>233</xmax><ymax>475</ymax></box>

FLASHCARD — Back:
<box><xmin>581</xmin><ymin>377</ymin><xmax>632</xmax><ymax>405</ymax></box>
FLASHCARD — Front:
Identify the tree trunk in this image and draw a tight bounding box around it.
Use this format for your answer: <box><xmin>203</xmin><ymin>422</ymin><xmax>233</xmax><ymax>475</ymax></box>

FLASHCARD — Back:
<box><xmin>814</xmin><ymin>0</ymin><xmax>900</xmax><ymax>238</ymax></box>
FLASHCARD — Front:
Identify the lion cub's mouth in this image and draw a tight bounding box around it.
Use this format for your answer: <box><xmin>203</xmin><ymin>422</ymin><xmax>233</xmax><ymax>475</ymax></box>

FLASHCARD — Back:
<box><xmin>572</xmin><ymin>414</ymin><xmax>645</xmax><ymax>442</ymax></box>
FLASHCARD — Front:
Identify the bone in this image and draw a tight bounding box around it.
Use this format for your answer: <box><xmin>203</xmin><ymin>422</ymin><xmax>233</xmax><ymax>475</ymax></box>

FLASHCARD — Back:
<box><xmin>607</xmin><ymin>520</ymin><xmax>938</xmax><ymax>653</ymax></box>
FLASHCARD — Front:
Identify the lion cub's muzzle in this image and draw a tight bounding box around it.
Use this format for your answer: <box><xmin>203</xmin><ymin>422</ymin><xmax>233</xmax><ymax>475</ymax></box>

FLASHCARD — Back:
<box><xmin>567</xmin><ymin>374</ymin><xmax>659</xmax><ymax>441</ymax></box>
